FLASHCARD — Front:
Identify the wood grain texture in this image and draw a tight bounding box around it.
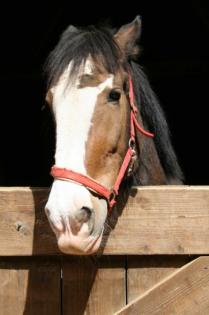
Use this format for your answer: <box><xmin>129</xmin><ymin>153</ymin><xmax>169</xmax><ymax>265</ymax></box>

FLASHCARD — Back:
<box><xmin>0</xmin><ymin>257</ymin><xmax>60</xmax><ymax>315</ymax></box>
<box><xmin>127</xmin><ymin>256</ymin><xmax>191</xmax><ymax>303</ymax></box>
<box><xmin>0</xmin><ymin>186</ymin><xmax>209</xmax><ymax>255</ymax></box>
<box><xmin>62</xmin><ymin>256</ymin><xmax>126</xmax><ymax>315</ymax></box>
<box><xmin>115</xmin><ymin>256</ymin><xmax>209</xmax><ymax>315</ymax></box>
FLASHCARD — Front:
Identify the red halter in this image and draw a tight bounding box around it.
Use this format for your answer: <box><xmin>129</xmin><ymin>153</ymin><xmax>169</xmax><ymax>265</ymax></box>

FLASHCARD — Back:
<box><xmin>50</xmin><ymin>75</ymin><xmax>154</xmax><ymax>212</ymax></box>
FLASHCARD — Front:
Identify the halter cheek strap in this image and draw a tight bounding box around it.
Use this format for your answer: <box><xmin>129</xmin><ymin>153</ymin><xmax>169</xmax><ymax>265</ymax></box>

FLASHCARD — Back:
<box><xmin>50</xmin><ymin>75</ymin><xmax>154</xmax><ymax>212</ymax></box>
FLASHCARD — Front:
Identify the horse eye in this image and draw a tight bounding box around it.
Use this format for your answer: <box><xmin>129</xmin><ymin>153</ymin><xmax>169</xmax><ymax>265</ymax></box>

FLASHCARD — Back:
<box><xmin>108</xmin><ymin>90</ymin><xmax>121</xmax><ymax>103</ymax></box>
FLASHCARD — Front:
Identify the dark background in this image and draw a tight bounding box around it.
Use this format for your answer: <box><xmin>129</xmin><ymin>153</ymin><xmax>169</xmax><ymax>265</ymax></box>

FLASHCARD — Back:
<box><xmin>0</xmin><ymin>1</ymin><xmax>208</xmax><ymax>186</ymax></box>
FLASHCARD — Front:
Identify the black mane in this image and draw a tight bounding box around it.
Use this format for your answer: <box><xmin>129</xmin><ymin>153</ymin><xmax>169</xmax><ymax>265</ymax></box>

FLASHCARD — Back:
<box><xmin>129</xmin><ymin>61</ymin><xmax>184</xmax><ymax>182</ymax></box>
<box><xmin>45</xmin><ymin>25</ymin><xmax>183</xmax><ymax>183</ymax></box>
<box><xmin>44</xmin><ymin>25</ymin><xmax>120</xmax><ymax>88</ymax></box>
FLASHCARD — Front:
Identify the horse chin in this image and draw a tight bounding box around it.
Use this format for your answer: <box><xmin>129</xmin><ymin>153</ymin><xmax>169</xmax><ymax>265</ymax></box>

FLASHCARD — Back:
<box><xmin>55</xmin><ymin>198</ymin><xmax>107</xmax><ymax>255</ymax></box>
<box><xmin>57</xmin><ymin>229</ymin><xmax>103</xmax><ymax>255</ymax></box>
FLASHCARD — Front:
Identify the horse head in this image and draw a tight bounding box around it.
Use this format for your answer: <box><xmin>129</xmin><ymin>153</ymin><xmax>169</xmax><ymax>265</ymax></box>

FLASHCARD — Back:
<box><xmin>44</xmin><ymin>16</ymin><xmax>183</xmax><ymax>254</ymax></box>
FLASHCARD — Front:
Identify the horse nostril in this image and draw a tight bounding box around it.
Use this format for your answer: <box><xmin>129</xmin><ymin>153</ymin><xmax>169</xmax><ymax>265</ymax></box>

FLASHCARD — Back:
<box><xmin>76</xmin><ymin>206</ymin><xmax>93</xmax><ymax>223</ymax></box>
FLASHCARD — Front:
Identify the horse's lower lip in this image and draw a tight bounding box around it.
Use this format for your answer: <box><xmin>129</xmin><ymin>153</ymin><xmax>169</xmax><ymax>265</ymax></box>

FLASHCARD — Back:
<box><xmin>85</xmin><ymin>233</ymin><xmax>103</xmax><ymax>254</ymax></box>
<box><xmin>57</xmin><ymin>231</ymin><xmax>103</xmax><ymax>255</ymax></box>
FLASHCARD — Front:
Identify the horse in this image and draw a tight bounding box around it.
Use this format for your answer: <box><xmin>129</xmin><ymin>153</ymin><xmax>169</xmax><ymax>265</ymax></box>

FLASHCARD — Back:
<box><xmin>44</xmin><ymin>16</ymin><xmax>183</xmax><ymax>255</ymax></box>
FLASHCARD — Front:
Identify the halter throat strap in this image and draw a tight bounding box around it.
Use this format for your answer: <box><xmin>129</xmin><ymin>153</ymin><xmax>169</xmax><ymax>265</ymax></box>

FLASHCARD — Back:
<box><xmin>50</xmin><ymin>75</ymin><xmax>154</xmax><ymax>212</ymax></box>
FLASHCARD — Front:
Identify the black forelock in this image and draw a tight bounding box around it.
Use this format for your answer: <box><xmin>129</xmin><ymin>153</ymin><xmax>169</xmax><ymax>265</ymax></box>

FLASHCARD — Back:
<box><xmin>44</xmin><ymin>25</ymin><xmax>121</xmax><ymax>88</ymax></box>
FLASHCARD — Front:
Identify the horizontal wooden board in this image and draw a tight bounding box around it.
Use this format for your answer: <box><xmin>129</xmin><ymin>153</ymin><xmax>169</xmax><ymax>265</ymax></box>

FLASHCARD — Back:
<box><xmin>115</xmin><ymin>256</ymin><xmax>209</xmax><ymax>315</ymax></box>
<box><xmin>0</xmin><ymin>186</ymin><xmax>209</xmax><ymax>255</ymax></box>
<box><xmin>0</xmin><ymin>188</ymin><xmax>58</xmax><ymax>255</ymax></box>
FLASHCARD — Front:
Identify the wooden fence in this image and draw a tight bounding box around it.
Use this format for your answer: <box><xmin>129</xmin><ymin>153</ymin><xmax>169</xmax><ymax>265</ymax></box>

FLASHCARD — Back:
<box><xmin>0</xmin><ymin>186</ymin><xmax>209</xmax><ymax>314</ymax></box>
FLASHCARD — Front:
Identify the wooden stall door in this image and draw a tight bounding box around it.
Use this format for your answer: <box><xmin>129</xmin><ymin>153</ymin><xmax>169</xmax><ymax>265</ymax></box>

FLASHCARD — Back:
<box><xmin>0</xmin><ymin>257</ymin><xmax>60</xmax><ymax>315</ymax></box>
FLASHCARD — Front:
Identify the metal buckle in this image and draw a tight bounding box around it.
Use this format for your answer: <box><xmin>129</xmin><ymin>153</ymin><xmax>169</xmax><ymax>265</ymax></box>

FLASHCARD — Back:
<box><xmin>127</xmin><ymin>139</ymin><xmax>137</xmax><ymax>176</ymax></box>
<box><xmin>129</xmin><ymin>138</ymin><xmax>136</xmax><ymax>150</ymax></box>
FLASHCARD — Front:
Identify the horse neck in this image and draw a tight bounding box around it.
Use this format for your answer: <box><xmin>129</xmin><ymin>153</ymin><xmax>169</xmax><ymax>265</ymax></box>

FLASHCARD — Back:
<box><xmin>136</xmin><ymin>135</ymin><xmax>167</xmax><ymax>185</ymax></box>
<box><xmin>135</xmin><ymin>135</ymin><xmax>183</xmax><ymax>185</ymax></box>
<box><xmin>127</xmin><ymin>103</ymin><xmax>167</xmax><ymax>185</ymax></box>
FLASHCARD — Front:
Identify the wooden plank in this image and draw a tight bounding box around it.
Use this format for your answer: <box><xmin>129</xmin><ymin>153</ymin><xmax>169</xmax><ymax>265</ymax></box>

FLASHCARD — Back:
<box><xmin>62</xmin><ymin>256</ymin><xmax>126</xmax><ymax>315</ymax></box>
<box><xmin>115</xmin><ymin>256</ymin><xmax>209</xmax><ymax>315</ymax></box>
<box><xmin>0</xmin><ymin>257</ymin><xmax>60</xmax><ymax>315</ymax></box>
<box><xmin>0</xmin><ymin>186</ymin><xmax>209</xmax><ymax>255</ymax></box>
<box><xmin>127</xmin><ymin>256</ymin><xmax>191</xmax><ymax>303</ymax></box>
<box><xmin>0</xmin><ymin>187</ymin><xmax>58</xmax><ymax>255</ymax></box>
<box><xmin>105</xmin><ymin>186</ymin><xmax>209</xmax><ymax>254</ymax></box>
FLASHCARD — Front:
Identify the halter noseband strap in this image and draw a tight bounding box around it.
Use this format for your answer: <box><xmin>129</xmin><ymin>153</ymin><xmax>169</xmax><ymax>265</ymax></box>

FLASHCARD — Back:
<box><xmin>50</xmin><ymin>74</ymin><xmax>154</xmax><ymax>212</ymax></box>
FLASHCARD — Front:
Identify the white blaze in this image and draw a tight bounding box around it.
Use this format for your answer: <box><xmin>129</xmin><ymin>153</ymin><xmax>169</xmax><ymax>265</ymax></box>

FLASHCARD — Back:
<box><xmin>52</xmin><ymin>61</ymin><xmax>113</xmax><ymax>173</ymax></box>
<box><xmin>46</xmin><ymin>60</ymin><xmax>113</xmax><ymax>227</ymax></box>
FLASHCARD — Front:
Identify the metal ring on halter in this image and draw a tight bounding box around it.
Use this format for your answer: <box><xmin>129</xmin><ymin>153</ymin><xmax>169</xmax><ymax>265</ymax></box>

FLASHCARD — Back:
<box><xmin>129</xmin><ymin>138</ymin><xmax>136</xmax><ymax>150</ymax></box>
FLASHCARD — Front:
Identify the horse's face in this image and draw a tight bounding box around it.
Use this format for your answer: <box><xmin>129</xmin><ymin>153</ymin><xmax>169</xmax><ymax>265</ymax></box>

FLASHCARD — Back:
<box><xmin>45</xmin><ymin>60</ymin><xmax>129</xmax><ymax>254</ymax></box>
<box><xmin>45</xmin><ymin>17</ymin><xmax>142</xmax><ymax>254</ymax></box>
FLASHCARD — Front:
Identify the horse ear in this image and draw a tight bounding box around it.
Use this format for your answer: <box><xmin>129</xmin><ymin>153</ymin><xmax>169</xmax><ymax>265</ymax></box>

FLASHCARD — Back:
<box><xmin>114</xmin><ymin>16</ymin><xmax>141</xmax><ymax>58</ymax></box>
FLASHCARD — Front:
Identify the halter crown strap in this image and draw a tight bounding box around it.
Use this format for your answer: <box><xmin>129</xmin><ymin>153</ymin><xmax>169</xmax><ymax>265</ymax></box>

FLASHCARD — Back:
<box><xmin>50</xmin><ymin>74</ymin><xmax>154</xmax><ymax>212</ymax></box>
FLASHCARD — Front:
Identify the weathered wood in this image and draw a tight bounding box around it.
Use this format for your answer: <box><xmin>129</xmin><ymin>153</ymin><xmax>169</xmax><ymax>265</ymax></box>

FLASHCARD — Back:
<box><xmin>0</xmin><ymin>257</ymin><xmax>60</xmax><ymax>315</ymax></box>
<box><xmin>62</xmin><ymin>256</ymin><xmax>126</xmax><ymax>315</ymax></box>
<box><xmin>107</xmin><ymin>186</ymin><xmax>209</xmax><ymax>255</ymax></box>
<box><xmin>115</xmin><ymin>256</ymin><xmax>209</xmax><ymax>315</ymax></box>
<box><xmin>0</xmin><ymin>187</ymin><xmax>58</xmax><ymax>255</ymax></box>
<box><xmin>127</xmin><ymin>256</ymin><xmax>191</xmax><ymax>303</ymax></box>
<box><xmin>0</xmin><ymin>186</ymin><xmax>209</xmax><ymax>255</ymax></box>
